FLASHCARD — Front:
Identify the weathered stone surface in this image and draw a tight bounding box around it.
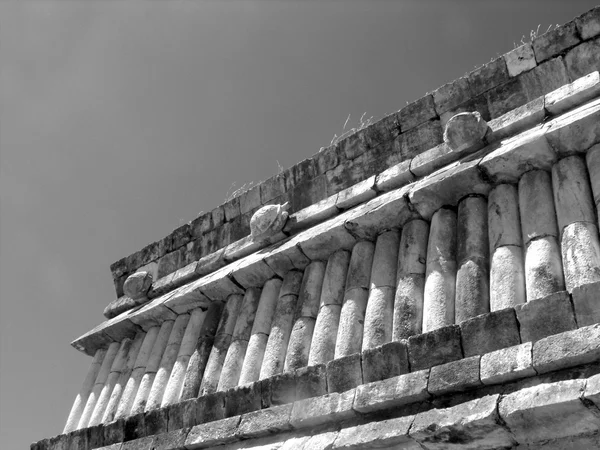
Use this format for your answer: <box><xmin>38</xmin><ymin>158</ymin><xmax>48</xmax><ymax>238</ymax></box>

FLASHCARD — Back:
<box><xmin>295</xmin><ymin>364</ymin><xmax>327</xmax><ymax>400</ymax></box>
<box><xmin>443</xmin><ymin>112</ymin><xmax>488</xmax><ymax>153</ymax></box>
<box><xmin>469</xmin><ymin>57</ymin><xmax>510</xmax><ymax>97</ymax></box>
<box><xmin>564</xmin><ymin>37</ymin><xmax>600</xmax><ymax>80</ymax></box>
<box><xmin>399</xmin><ymin>94</ymin><xmax>437</xmax><ymax>132</ymax></box>
<box><xmin>224</xmin><ymin>382</ymin><xmax>261</xmax><ymax>417</ymax></box>
<box><xmin>151</xmin><ymin>428</ymin><xmax>189</xmax><ymax>450</ymax></box>
<box><xmin>503</xmin><ymin>43</ymin><xmax>536</xmax><ymax>77</ymax></box>
<box><xmin>480</xmin><ymin>342</ymin><xmax>536</xmax><ymax>385</ymax></box>
<box><xmin>533</xmin><ymin>21</ymin><xmax>580</xmax><ymax>63</ymax></box>
<box><xmin>375</xmin><ymin>160</ymin><xmax>414</xmax><ymax>192</ymax></box>
<box><xmin>326</xmin><ymin>353</ymin><xmax>362</xmax><ymax>394</ymax></box>
<box><xmin>433</xmin><ymin>76</ymin><xmax>471</xmax><ymax>114</ymax></box>
<box><xmin>499</xmin><ymin>379</ymin><xmax>600</xmax><ymax>444</ymax></box>
<box><xmin>296</xmin><ymin>212</ymin><xmax>357</xmax><ymax>261</ymax></box>
<box><xmin>394</xmin><ymin>274</ymin><xmax>425</xmax><ymax>340</ymax></box>
<box><xmin>487</xmin><ymin>184</ymin><xmax>522</xmax><ymax>251</ymax></box>
<box><xmin>196</xmin><ymin>390</ymin><xmax>226</xmax><ymax>424</ymax></box>
<box><xmin>460</xmin><ymin>308</ymin><xmax>520</xmax><ymax>357</ymax></box>
<box><xmin>572</xmin><ymin>281</ymin><xmax>600</xmax><ymax>327</ymax></box>
<box><xmin>185</xmin><ymin>416</ymin><xmax>241</xmax><ymax>448</ymax></box>
<box><xmin>518</xmin><ymin>170</ymin><xmax>558</xmax><ymax>244</ymax></box>
<box><xmin>236</xmin><ymin>404</ymin><xmax>293</xmax><ymax>439</ymax></box>
<box><xmin>167</xmin><ymin>398</ymin><xmax>196</xmax><ymax>430</ymax></box>
<box><xmin>290</xmin><ymin>389</ymin><xmax>356</xmax><ymax>429</ymax></box>
<box><xmin>533</xmin><ymin>323</ymin><xmax>600</xmax><ymax>374</ymax></box>
<box><xmin>546</xmin><ymin>71</ymin><xmax>600</xmax><ymax>116</ymax></box>
<box><xmin>486</xmin><ymin>77</ymin><xmax>529</xmax><ymax>119</ymax></box>
<box><xmin>524</xmin><ymin>236</ymin><xmax>565</xmax><ymax>301</ymax></box>
<box><xmin>576</xmin><ymin>6</ymin><xmax>600</xmax><ymax>39</ymax></box>
<box><xmin>309</xmin><ymin>304</ymin><xmax>341</xmax><ymax>366</ymax></box>
<box><xmin>585</xmin><ymin>372</ymin><xmax>600</xmax><ymax>408</ymax></box>
<box><xmin>396</xmin><ymin>119</ymin><xmax>443</xmax><ymax>159</ymax></box>
<box><xmin>284</xmin><ymin>316</ymin><xmax>316</xmax><ymax>372</ymax></box>
<box><xmin>408</xmin><ymin>325</ymin><xmax>462</xmax><ymax>371</ymax></box>
<box><xmin>409</xmin><ymin>159</ymin><xmax>491</xmax><ymax>220</ymax></box>
<box><xmin>521</xmin><ymin>57</ymin><xmax>570</xmax><ymax>102</ymax></box>
<box><xmin>361</xmin><ymin>340</ymin><xmax>408</xmax><ymax>384</ymax></box>
<box><xmin>335</xmin><ymin>176</ymin><xmax>376</xmax><ymax>211</ymax></box>
<box><xmin>335</xmin><ymin>287</ymin><xmax>369</xmax><ymax>358</ymax></box>
<box><xmin>145</xmin><ymin>407</ymin><xmax>168</xmax><ymax>436</ymax></box>
<box><xmin>561</xmin><ymin>222</ymin><xmax>600</xmax><ymax>292</ymax></box>
<box><xmin>423</xmin><ymin>208</ymin><xmax>457</xmax><ymax>332</ymax></box>
<box><xmin>409</xmin><ymin>142</ymin><xmax>456</xmax><ymax>178</ymax></box>
<box><xmin>487</xmin><ymin>96</ymin><xmax>546</xmax><ymax>143</ymax></box>
<box><xmin>428</xmin><ymin>355</ymin><xmax>482</xmax><ymax>395</ymax></box>
<box><xmin>102</xmin><ymin>419</ymin><xmax>125</xmax><ymax>447</ymax></box>
<box><xmin>104</xmin><ymin>296</ymin><xmax>139</xmax><ymax>320</ymax></box>
<box><xmin>284</xmin><ymin>194</ymin><xmax>339</xmax><ymax>235</ymax></box>
<box><xmin>333</xmin><ymin>415</ymin><xmax>418</xmax><ymax>449</ymax></box>
<box><xmin>411</xmin><ymin>394</ymin><xmax>515</xmax><ymax>450</ymax></box>
<box><xmin>262</xmin><ymin>371</ymin><xmax>296</xmax><ymax>407</ymax></box>
<box><xmin>515</xmin><ymin>290</ymin><xmax>576</xmax><ymax>343</ymax></box>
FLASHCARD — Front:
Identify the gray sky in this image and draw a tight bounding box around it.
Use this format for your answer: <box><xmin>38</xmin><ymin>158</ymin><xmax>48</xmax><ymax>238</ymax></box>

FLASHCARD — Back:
<box><xmin>0</xmin><ymin>1</ymin><xmax>595</xmax><ymax>447</ymax></box>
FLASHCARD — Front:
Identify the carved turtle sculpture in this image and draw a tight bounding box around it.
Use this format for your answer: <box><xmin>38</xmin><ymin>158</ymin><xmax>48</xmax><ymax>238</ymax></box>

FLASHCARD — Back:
<box><xmin>250</xmin><ymin>202</ymin><xmax>290</xmax><ymax>241</ymax></box>
<box><xmin>123</xmin><ymin>271</ymin><xmax>153</xmax><ymax>304</ymax></box>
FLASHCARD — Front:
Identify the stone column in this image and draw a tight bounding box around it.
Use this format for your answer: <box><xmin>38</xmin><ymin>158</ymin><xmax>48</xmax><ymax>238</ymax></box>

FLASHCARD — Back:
<box><xmin>114</xmin><ymin>325</ymin><xmax>160</xmax><ymax>419</ymax></box>
<box><xmin>519</xmin><ymin>170</ymin><xmax>565</xmax><ymax>300</ymax></box>
<box><xmin>284</xmin><ymin>261</ymin><xmax>326</xmax><ymax>371</ymax></box>
<box><xmin>586</xmin><ymin>144</ymin><xmax>600</xmax><ymax>228</ymax></box>
<box><xmin>455</xmin><ymin>196</ymin><xmax>490</xmax><ymax>323</ymax></box>
<box><xmin>77</xmin><ymin>341</ymin><xmax>120</xmax><ymax>429</ymax></box>
<box><xmin>393</xmin><ymin>220</ymin><xmax>429</xmax><ymax>340</ymax></box>
<box><xmin>130</xmin><ymin>320</ymin><xmax>174</xmax><ymax>415</ymax></box>
<box><xmin>88</xmin><ymin>338</ymin><xmax>134</xmax><ymax>426</ymax></box>
<box><xmin>552</xmin><ymin>156</ymin><xmax>600</xmax><ymax>291</ymax></box>
<box><xmin>308</xmin><ymin>250</ymin><xmax>350</xmax><ymax>366</ymax></box>
<box><xmin>161</xmin><ymin>308</ymin><xmax>207</xmax><ymax>406</ymax></box>
<box><xmin>63</xmin><ymin>348</ymin><xmax>107</xmax><ymax>433</ymax></box>
<box><xmin>145</xmin><ymin>314</ymin><xmax>190</xmax><ymax>411</ymax></box>
<box><xmin>335</xmin><ymin>241</ymin><xmax>375</xmax><ymax>358</ymax></box>
<box><xmin>180</xmin><ymin>302</ymin><xmax>223</xmax><ymax>400</ymax></box>
<box><xmin>259</xmin><ymin>270</ymin><xmax>304</xmax><ymax>379</ymax></box>
<box><xmin>218</xmin><ymin>288</ymin><xmax>262</xmax><ymax>390</ymax></box>
<box><xmin>363</xmin><ymin>230</ymin><xmax>400</xmax><ymax>350</ymax></box>
<box><xmin>423</xmin><ymin>208</ymin><xmax>457</xmax><ymax>332</ymax></box>
<box><xmin>199</xmin><ymin>294</ymin><xmax>244</xmax><ymax>395</ymax></box>
<box><xmin>238</xmin><ymin>279</ymin><xmax>282</xmax><ymax>385</ymax></box>
<box><xmin>488</xmin><ymin>184</ymin><xmax>526</xmax><ymax>310</ymax></box>
<box><xmin>102</xmin><ymin>332</ymin><xmax>145</xmax><ymax>423</ymax></box>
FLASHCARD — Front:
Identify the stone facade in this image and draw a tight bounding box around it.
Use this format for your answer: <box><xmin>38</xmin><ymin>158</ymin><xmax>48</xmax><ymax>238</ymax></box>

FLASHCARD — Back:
<box><xmin>34</xmin><ymin>6</ymin><xmax>600</xmax><ymax>450</ymax></box>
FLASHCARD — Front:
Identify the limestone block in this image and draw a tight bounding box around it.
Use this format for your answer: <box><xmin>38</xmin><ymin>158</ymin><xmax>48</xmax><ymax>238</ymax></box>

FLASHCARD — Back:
<box><xmin>408</xmin><ymin>159</ymin><xmax>491</xmax><ymax>220</ymax></box>
<box><xmin>533</xmin><ymin>21</ymin><xmax>580</xmax><ymax>63</ymax></box>
<box><xmin>544</xmin><ymin>96</ymin><xmax>600</xmax><ymax>157</ymax></box>
<box><xmin>104</xmin><ymin>296</ymin><xmax>138</xmax><ymax>320</ymax></box>
<box><xmin>344</xmin><ymin>241</ymin><xmax>375</xmax><ymax>291</ymax></box>
<box><xmin>487</xmin><ymin>185</ymin><xmax>522</xmax><ymax>251</ymax></box>
<box><xmin>335</xmin><ymin>287</ymin><xmax>369</xmax><ymax>357</ymax></box>
<box><xmin>319</xmin><ymin>250</ymin><xmax>350</xmax><ymax>307</ymax></box>
<box><xmin>423</xmin><ymin>208</ymin><xmax>457</xmax><ymax>332</ymax></box>
<box><xmin>443</xmin><ymin>112</ymin><xmax>488</xmax><ymax>153</ymax></box>
<box><xmin>521</xmin><ymin>56</ymin><xmax>568</xmax><ymax>101</ymax></box>
<box><xmin>487</xmin><ymin>97</ymin><xmax>546</xmax><ymax>143</ymax></box>
<box><xmin>515</xmin><ymin>290</ymin><xmax>576</xmax><ymax>343</ymax></box>
<box><xmin>342</xmin><ymin>184</ymin><xmax>419</xmax><ymax>241</ymax></box>
<box><xmin>587</xmin><ymin>143</ymin><xmax>600</xmax><ymax>208</ymax></box>
<box><xmin>433</xmin><ymin>76</ymin><xmax>471</xmax><ymax>115</ymax></box>
<box><xmin>353</xmin><ymin>369</ymin><xmax>430</xmax><ymax>414</ymax></box>
<box><xmin>249</xmin><ymin>279</ymin><xmax>281</xmax><ymax>336</ymax></box>
<box><xmin>308</xmin><ymin>304</ymin><xmax>341</xmax><ymax>366</ymax></box>
<box><xmin>561</xmin><ymin>222</ymin><xmax>600</xmax><ymax>292</ymax></box>
<box><xmin>428</xmin><ymin>355</ymin><xmax>482</xmax><ymax>396</ymax></box>
<box><xmin>333</xmin><ymin>415</ymin><xmax>418</xmax><ymax>449</ymax></box>
<box><xmin>393</xmin><ymin>274</ymin><xmax>425</xmax><ymax>340</ymax></box>
<box><xmin>185</xmin><ymin>416</ymin><xmax>241</xmax><ymax>449</ymax></box>
<box><xmin>399</xmin><ymin>94</ymin><xmax>436</xmax><ymax>132</ymax></box>
<box><xmin>408</xmin><ymin>325</ymin><xmax>462</xmax><ymax>371</ymax></box>
<box><xmin>152</xmin><ymin>429</ymin><xmax>189</xmax><ymax>449</ymax></box>
<box><xmin>261</xmin><ymin>371</ymin><xmax>296</xmax><ymax>407</ymax></box>
<box><xmin>552</xmin><ymin>155</ymin><xmax>596</xmax><ymax>233</ymax></box>
<box><xmin>491</xmin><ymin>248</ymin><xmax>526</xmax><ymax>312</ymax></box>
<box><xmin>572</xmin><ymin>281</ymin><xmax>600</xmax><ymax>327</ymax></box>
<box><xmin>499</xmin><ymin>379</ymin><xmax>600</xmax><ymax>444</ymax></box>
<box><xmin>480</xmin><ymin>342</ymin><xmax>536</xmax><ymax>385</ymax></box>
<box><xmin>518</xmin><ymin>170</ymin><xmax>559</xmax><ymax>244</ymax></box>
<box><xmin>229</xmin><ymin>255</ymin><xmax>276</xmax><ymax>290</ymax></box>
<box><xmin>284</xmin><ymin>194</ymin><xmax>339</xmax><ymax>235</ymax></box>
<box><xmin>326</xmin><ymin>353</ymin><xmax>362</xmax><ymax>394</ymax></box>
<box><xmin>397</xmin><ymin>220</ymin><xmax>429</xmax><ymax>276</ymax></box>
<box><xmin>485</xmin><ymin>77</ymin><xmax>529</xmax><ymax>119</ymax></box>
<box><xmin>335</xmin><ymin>176</ymin><xmax>376</xmax><ymax>211</ymax></box>
<box><xmin>469</xmin><ymin>56</ymin><xmax>510</xmax><ymax>97</ymax></box>
<box><xmin>503</xmin><ymin>43</ymin><xmax>536</xmax><ymax>77</ymax></box>
<box><xmin>259</xmin><ymin>293</ymin><xmax>299</xmax><ymax>379</ymax></box>
<box><xmin>196</xmin><ymin>390</ymin><xmax>226</xmax><ymax>424</ymax></box>
<box><xmin>236</xmin><ymin>404</ymin><xmax>293</xmax><ymax>439</ymax></box>
<box><xmin>225</xmin><ymin>383</ymin><xmax>262</xmax><ymax>417</ymax></box>
<box><xmin>460</xmin><ymin>308</ymin><xmax>520</xmax><ymax>357</ymax></box>
<box><xmin>361</xmin><ymin>340</ymin><xmax>409</xmax><ymax>383</ymax></box>
<box><xmin>362</xmin><ymin>286</ymin><xmax>395</xmax><ymax>350</ymax></box>
<box><xmin>63</xmin><ymin>348</ymin><xmax>107</xmax><ymax>433</ymax></box>
<box><xmin>199</xmin><ymin>334</ymin><xmax>233</xmax><ymax>397</ymax></box>
<box><xmin>279</xmin><ymin>271</ymin><xmax>303</xmax><ymax>297</ymax></box>
<box><xmin>411</xmin><ymin>394</ymin><xmax>516</xmax><ymax>450</ymax></box>
<box><xmin>77</xmin><ymin>341</ymin><xmax>121</xmax><ymax>429</ymax></box>
<box><xmin>533</xmin><ymin>323</ymin><xmax>600</xmax><ymax>374</ymax></box>
<box><xmin>565</xmin><ymin>37</ymin><xmax>600</xmax><ymax>80</ymax></box>
<box><xmin>524</xmin><ymin>236</ymin><xmax>565</xmax><ymax>300</ymax></box>
<box><xmin>289</xmin><ymin>389</ymin><xmax>356</xmax><ymax>429</ymax></box>
<box><xmin>410</xmin><ymin>142</ymin><xmax>457</xmax><ymax>178</ymax></box>
<box><xmin>217</xmin><ymin>340</ymin><xmax>249</xmax><ymax>391</ymax></box>
<box><xmin>396</xmin><ymin>119</ymin><xmax>443</xmax><ymax>159</ymax></box>
<box><xmin>283</xmin><ymin>316</ymin><xmax>316</xmax><ymax>372</ymax></box>
<box><xmin>576</xmin><ymin>6</ymin><xmax>600</xmax><ymax>39</ymax></box>
<box><xmin>296</xmin><ymin>213</ymin><xmax>356</xmax><ymax>261</ymax></box>
<box><xmin>295</xmin><ymin>364</ymin><xmax>327</xmax><ymax>400</ymax></box>
<box><xmin>114</xmin><ymin>326</ymin><xmax>160</xmax><ymax>419</ymax></box>
<box><xmin>166</xmin><ymin>398</ymin><xmax>196</xmax><ymax>430</ymax></box>
<box><xmin>369</xmin><ymin>231</ymin><xmax>400</xmax><ymax>288</ymax></box>
<box><xmin>123</xmin><ymin>412</ymin><xmax>146</xmax><ymax>441</ymax></box>
<box><xmin>546</xmin><ymin>71</ymin><xmax>600</xmax><ymax>116</ymax></box>
<box><xmin>145</xmin><ymin>313</ymin><xmax>190</xmax><ymax>411</ymax></box>
<box><xmin>483</xmin><ymin>130</ymin><xmax>558</xmax><ymax>187</ymax></box>
<box><xmin>238</xmin><ymin>333</ymin><xmax>268</xmax><ymax>385</ymax></box>
<box><xmin>585</xmin><ymin>372</ymin><xmax>600</xmax><ymax>408</ymax></box>
<box><xmin>375</xmin><ymin>160</ymin><xmax>414</xmax><ymax>192</ymax></box>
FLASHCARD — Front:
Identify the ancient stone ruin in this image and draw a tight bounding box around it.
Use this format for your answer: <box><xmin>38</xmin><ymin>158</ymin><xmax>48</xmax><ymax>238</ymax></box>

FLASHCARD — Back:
<box><xmin>33</xmin><ymin>6</ymin><xmax>600</xmax><ymax>450</ymax></box>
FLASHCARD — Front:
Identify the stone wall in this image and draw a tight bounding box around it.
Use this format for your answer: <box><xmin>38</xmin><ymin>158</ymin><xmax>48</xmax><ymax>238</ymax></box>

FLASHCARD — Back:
<box><xmin>32</xmin><ymin>6</ymin><xmax>600</xmax><ymax>450</ymax></box>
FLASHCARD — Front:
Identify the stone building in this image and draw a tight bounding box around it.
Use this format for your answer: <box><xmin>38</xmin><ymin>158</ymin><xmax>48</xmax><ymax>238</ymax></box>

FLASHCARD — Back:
<box><xmin>33</xmin><ymin>6</ymin><xmax>600</xmax><ymax>450</ymax></box>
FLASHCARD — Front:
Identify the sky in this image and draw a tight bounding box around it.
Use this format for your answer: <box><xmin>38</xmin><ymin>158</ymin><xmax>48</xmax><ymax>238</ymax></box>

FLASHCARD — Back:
<box><xmin>0</xmin><ymin>1</ymin><xmax>596</xmax><ymax>447</ymax></box>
